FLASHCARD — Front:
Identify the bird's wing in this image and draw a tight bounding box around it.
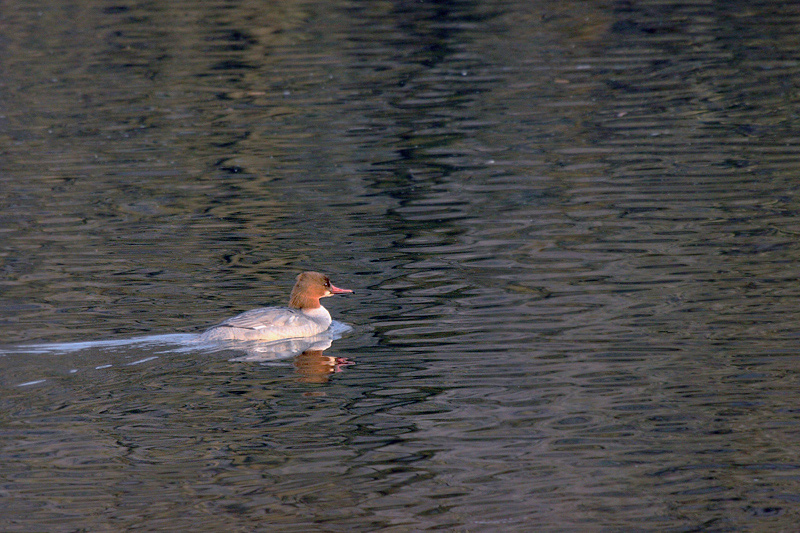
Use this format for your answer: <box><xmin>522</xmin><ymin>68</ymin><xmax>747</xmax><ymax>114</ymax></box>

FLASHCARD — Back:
<box><xmin>217</xmin><ymin>307</ymin><xmax>304</xmax><ymax>330</ymax></box>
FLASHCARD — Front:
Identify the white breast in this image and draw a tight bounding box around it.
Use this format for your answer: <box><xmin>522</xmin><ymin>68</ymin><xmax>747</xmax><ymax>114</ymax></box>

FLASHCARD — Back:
<box><xmin>300</xmin><ymin>306</ymin><xmax>332</xmax><ymax>329</ymax></box>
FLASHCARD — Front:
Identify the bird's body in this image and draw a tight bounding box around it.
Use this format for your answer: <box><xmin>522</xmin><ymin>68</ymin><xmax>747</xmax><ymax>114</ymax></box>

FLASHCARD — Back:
<box><xmin>199</xmin><ymin>272</ymin><xmax>352</xmax><ymax>342</ymax></box>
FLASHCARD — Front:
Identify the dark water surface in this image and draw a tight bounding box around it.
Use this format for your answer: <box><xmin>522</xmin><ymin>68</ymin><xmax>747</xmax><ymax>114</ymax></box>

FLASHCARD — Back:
<box><xmin>3</xmin><ymin>0</ymin><xmax>800</xmax><ymax>531</ymax></box>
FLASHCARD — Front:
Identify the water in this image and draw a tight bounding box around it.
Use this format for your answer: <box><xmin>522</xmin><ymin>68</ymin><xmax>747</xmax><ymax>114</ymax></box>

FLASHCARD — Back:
<box><xmin>2</xmin><ymin>0</ymin><xmax>800</xmax><ymax>530</ymax></box>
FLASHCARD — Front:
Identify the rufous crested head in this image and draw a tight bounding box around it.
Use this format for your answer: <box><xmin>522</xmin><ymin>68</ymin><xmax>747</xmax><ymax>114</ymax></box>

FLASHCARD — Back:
<box><xmin>288</xmin><ymin>271</ymin><xmax>353</xmax><ymax>309</ymax></box>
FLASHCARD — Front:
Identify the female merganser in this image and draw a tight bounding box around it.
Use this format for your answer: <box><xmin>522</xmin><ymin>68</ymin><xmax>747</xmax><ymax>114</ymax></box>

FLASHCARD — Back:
<box><xmin>199</xmin><ymin>271</ymin><xmax>353</xmax><ymax>342</ymax></box>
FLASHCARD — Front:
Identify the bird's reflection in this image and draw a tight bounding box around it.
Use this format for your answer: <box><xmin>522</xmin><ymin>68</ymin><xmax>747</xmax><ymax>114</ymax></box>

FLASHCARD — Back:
<box><xmin>293</xmin><ymin>349</ymin><xmax>353</xmax><ymax>383</ymax></box>
<box><xmin>220</xmin><ymin>327</ymin><xmax>352</xmax><ymax>383</ymax></box>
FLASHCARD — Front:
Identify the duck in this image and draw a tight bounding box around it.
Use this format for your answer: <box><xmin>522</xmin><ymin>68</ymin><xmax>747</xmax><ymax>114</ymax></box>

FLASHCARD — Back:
<box><xmin>199</xmin><ymin>271</ymin><xmax>352</xmax><ymax>342</ymax></box>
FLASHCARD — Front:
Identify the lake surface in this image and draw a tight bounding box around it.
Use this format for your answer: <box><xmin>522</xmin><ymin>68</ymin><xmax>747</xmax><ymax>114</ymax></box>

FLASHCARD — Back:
<box><xmin>2</xmin><ymin>0</ymin><xmax>800</xmax><ymax>531</ymax></box>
